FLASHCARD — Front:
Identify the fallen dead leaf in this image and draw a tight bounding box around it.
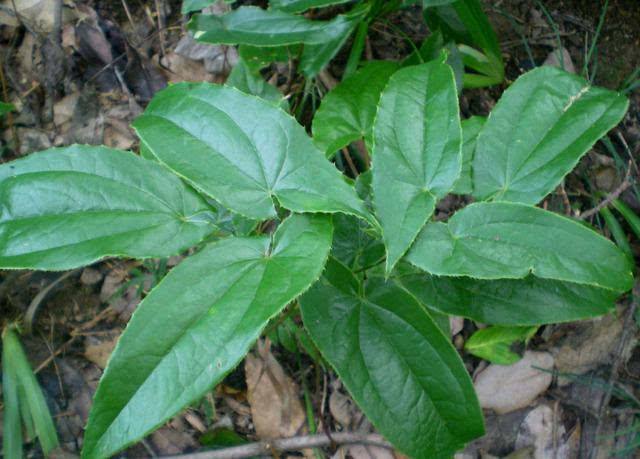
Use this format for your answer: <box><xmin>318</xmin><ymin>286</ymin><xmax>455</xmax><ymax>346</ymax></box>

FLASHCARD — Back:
<box><xmin>151</xmin><ymin>426</ymin><xmax>197</xmax><ymax>455</ymax></box>
<box><xmin>515</xmin><ymin>404</ymin><xmax>569</xmax><ymax>459</ymax></box>
<box><xmin>543</xmin><ymin>47</ymin><xmax>576</xmax><ymax>74</ymax></box>
<box><xmin>245</xmin><ymin>343</ymin><xmax>307</xmax><ymax>439</ymax></box>
<box><xmin>84</xmin><ymin>334</ymin><xmax>119</xmax><ymax>369</ymax></box>
<box><xmin>474</xmin><ymin>351</ymin><xmax>554</xmax><ymax>414</ymax></box>
<box><xmin>80</xmin><ymin>267</ymin><xmax>103</xmax><ymax>286</ymax></box>
<box><xmin>551</xmin><ymin>312</ymin><xmax>635</xmax><ymax>386</ymax></box>
<box><xmin>450</xmin><ymin>316</ymin><xmax>464</xmax><ymax>336</ymax></box>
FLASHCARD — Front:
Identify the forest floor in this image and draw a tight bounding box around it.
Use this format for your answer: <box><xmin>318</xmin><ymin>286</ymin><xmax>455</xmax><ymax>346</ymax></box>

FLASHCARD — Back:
<box><xmin>0</xmin><ymin>0</ymin><xmax>639</xmax><ymax>458</ymax></box>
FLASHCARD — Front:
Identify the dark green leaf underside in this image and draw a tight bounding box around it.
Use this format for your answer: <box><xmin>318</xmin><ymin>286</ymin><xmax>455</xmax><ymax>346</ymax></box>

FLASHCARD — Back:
<box><xmin>396</xmin><ymin>270</ymin><xmax>617</xmax><ymax>325</ymax></box>
<box><xmin>406</xmin><ymin>202</ymin><xmax>633</xmax><ymax>292</ymax></box>
<box><xmin>189</xmin><ymin>6</ymin><xmax>358</xmax><ymax>46</ymax></box>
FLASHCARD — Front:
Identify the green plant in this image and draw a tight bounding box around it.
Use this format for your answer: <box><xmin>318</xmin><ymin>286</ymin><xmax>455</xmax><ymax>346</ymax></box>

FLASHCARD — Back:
<box><xmin>465</xmin><ymin>325</ymin><xmax>538</xmax><ymax>365</ymax></box>
<box><xmin>185</xmin><ymin>0</ymin><xmax>503</xmax><ymax>89</ymax></box>
<box><xmin>2</xmin><ymin>325</ymin><xmax>59</xmax><ymax>459</ymax></box>
<box><xmin>0</xmin><ymin>49</ymin><xmax>632</xmax><ymax>459</ymax></box>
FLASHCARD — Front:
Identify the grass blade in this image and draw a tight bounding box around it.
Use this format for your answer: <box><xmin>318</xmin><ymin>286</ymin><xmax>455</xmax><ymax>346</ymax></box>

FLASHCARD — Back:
<box><xmin>3</xmin><ymin>325</ymin><xmax>59</xmax><ymax>455</ymax></box>
<box><xmin>2</xmin><ymin>326</ymin><xmax>24</xmax><ymax>459</ymax></box>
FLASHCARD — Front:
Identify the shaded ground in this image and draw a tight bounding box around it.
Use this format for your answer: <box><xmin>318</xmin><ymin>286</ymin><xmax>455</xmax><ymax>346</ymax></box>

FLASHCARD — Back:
<box><xmin>0</xmin><ymin>0</ymin><xmax>639</xmax><ymax>458</ymax></box>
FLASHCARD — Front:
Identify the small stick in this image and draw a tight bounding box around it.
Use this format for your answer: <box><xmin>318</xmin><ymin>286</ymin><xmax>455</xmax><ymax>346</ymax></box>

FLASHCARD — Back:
<box><xmin>341</xmin><ymin>147</ymin><xmax>359</xmax><ymax>177</ymax></box>
<box><xmin>163</xmin><ymin>432</ymin><xmax>392</xmax><ymax>459</ymax></box>
<box><xmin>578</xmin><ymin>162</ymin><xmax>633</xmax><ymax>220</ymax></box>
<box><xmin>34</xmin><ymin>305</ymin><xmax>115</xmax><ymax>373</ymax></box>
<box><xmin>558</xmin><ymin>181</ymin><xmax>573</xmax><ymax>216</ymax></box>
<box><xmin>154</xmin><ymin>0</ymin><xmax>167</xmax><ymax>57</ymax></box>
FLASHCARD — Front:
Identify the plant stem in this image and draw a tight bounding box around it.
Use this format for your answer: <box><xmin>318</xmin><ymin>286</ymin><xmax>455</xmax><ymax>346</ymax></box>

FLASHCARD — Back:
<box><xmin>163</xmin><ymin>432</ymin><xmax>392</xmax><ymax>459</ymax></box>
<box><xmin>583</xmin><ymin>0</ymin><xmax>609</xmax><ymax>81</ymax></box>
<box><xmin>344</xmin><ymin>21</ymin><xmax>369</xmax><ymax>78</ymax></box>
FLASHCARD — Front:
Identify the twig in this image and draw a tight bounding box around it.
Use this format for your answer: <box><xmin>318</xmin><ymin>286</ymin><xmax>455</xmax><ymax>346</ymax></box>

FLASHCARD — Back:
<box><xmin>163</xmin><ymin>432</ymin><xmax>392</xmax><ymax>459</ymax></box>
<box><xmin>341</xmin><ymin>147</ymin><xmax>359</xmax><ymax>177</ymax></box>
<box><xmin>578</xmin><ymin>162</ymin><xmax>633</xmax><ymax>220</ymax></box>
<box><xmin>558</xmin><ymin>181</ymin><xmax>573</xmax><ymax>216</ymax></box>
<box><xmin>34</xmin><ymin>305</ymin><xmax>115</xmax><ymax>373</ymax></box>
<box><xmin>590</xmin><ymin>281</ymin><xmax>639</xmax><ymax>459</ymax></box>
<box><xmin>154</xmin><ymin>0</ymin><xmax>167</xmax><ymax>57</ymax></box>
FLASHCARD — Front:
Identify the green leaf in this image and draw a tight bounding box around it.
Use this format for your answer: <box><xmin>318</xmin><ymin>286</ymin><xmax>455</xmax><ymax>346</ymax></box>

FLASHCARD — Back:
<box><xmin>396</xmin><ymin>270</ymin><xmax>618</xmax><ymax>325</ymax></box>
<box><xmin>423</xmin><ymin>0</ymin><xmax>456</xmax><ymax>6</ymax></box>
<box><xmin>612</xmin><ymin>199</ymin><xmax>640</xmax><ymax>240</ymax></box>
<box><xmin>133</xmin><ymin>83</ymin><xmax>371</xmax><ymax>223</ymax></box>
<box><xmin>465</xmin><ymin>326</ymin><xmax>537</xmax><ymax>365</ymax></box>
<box><xmin>425</xmin><ymin>0</ymin><xmax>502</xmax><ymax>68</ymax></box>
<box><xmin>300</xmin><ymin>258</ymin><xmax>484</xmax><ymax>458</ymax></box>
<box><xmin>238</xmin><ymin>44</ymin><xmax>301</xmax><ymax>73</ymax></box>
<box><xmin>451</xmin><ymin>0</ymin><xmax>502</xmax><ymax>67</ymax></box>
<box><xmin>372</xmin><ymin>60</ymin><xmax>461</xmax><ymax>273</ymax></box>
<box><xmin>312</xmin><ymin>61</ymin><xmax>399</xmax><ymax>157</ymax></box>
<box><xmin>0</xmin><ymin>145</ymin><xmax>215</xmax><ymax>270</ymax></box>
<box><xmin>2</xmin><ymin>328</ymin><xmax>23</xmax><ymax>459</ymax></box>
<box><xmin>270</xmin><ymin>0</ymin><xmax>354</xmax><ymax>13</ymax></box>
<box><xmin>181</xmin><ymin>0</ymin><xmax>215</xmax><ymax>13</ymax></box>
<box><xmin>3</xmin><ymin>326</ymin><xmax>59</xmax><ymax>456</ymax></box>
<box><xmin>332</xmin><ymin>213</ymin><xmax>384</xmax><ymax>271</ymax></box>
<box><xmin>226</xmin><ymin>59</ymin><xmax>286</xmax><ymax>109</ymax></box>
<box><xmin>298</xmin><ymin>19</ymin><xmax>363</xmax><ymax>78</ymax></box>
<box><xmin>82</xmin><ymin>214</ymin><xmax>333</xmax><ymax>459</ymax></box>
<box><xmin>189</xmin><ymin>6</ymin><xmax>359</xmax><ymax>46</ymax></box>
<box><xmin>402</xmin><ymin>32</ymin><xmax>464</xmax><ymax>92</ymax></box>
<box><xmin>406</xmin><ymin>202</ymin><xmax>633</xmax><ymax>292</ymax></box>
<box><xmin>452</xmin><ymin>115</ymin><xmax>485</xmax><ymax>194</ymax></box>
<box><xmin>0</xmin><ymin>101</ymin><xmax>16</xmax><ymax>116</ymax></box>
<box><xmin>473</xmin><ymin>66</ymin><xmax>629</xmax><ymax>204</ymax></box>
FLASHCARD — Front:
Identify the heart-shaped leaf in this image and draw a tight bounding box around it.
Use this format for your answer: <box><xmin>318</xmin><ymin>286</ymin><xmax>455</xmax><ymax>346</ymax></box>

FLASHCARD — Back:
<box><xmin>473</xmin><ymin>66</ymin><xmax>628</xmax><ymax>204</ymax></box>
<box><xmin>406</xmin><ymin>202</ymin><xmax>633</xmax><ymax>292</ymax></box>
<box><xmin>82</xmin><ymin>214</ymin><xmax>333</xmax><ymax>459</ymax></box>
<box><xmin>301</xmin><ymin>258</ymin><xmax>484</xmax><ymax>458</ymax></box>
<box><xmin>372</xmin><ymin>60</ymin><xmax>461</xmax><ymax>273</ymax></box>
<box><xmin>0</xmin><ymin>145</ymin><xmax>215</xmax><ymax>270</ymax></box>
<box><xmin>313</xmin><ymin>61</ymin><xmax>399</xmax><ymax>157</ymax></box>
<box><xmin>133</xmin><ymin>83</ymin><xmax>371</xmax><ymax>223</ymax></box>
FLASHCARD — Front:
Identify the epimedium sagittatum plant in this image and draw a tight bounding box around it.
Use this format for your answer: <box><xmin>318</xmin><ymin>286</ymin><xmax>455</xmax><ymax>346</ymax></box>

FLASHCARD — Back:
<box><xmin>0</xmin><ymin>20</ymin><xmax>632</xmax><ymax>459</ymax></box>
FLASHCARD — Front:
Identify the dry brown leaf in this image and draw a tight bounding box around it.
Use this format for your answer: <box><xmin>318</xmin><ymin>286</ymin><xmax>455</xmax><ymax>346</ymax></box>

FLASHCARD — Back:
<box><xmin>151</xmin><ymin>426</ymin><xmax>197</xmax><ymax>455</ymax></box>
<box><xmin>543</xmin><ymin>48</ymin><xmax>576</xmax><ymax>74</ymax></box>
<box><xmin>515</xmin><ymin>404</ymin><xmax>569</xmax><ymax>459</ymax></box>
<box><xmin>450</xmin><ymin>316</ymin><xmax>464</xmax><ymax>336</ymax></box>
<box><xmin>158</xmin><ymin>52</ymin><xmax>218</xmax><ymax>84</ymax></box>
<box><xmin>84</xmin><ymin>334</ymin><xmax>119</xmax><ymax>369</ymax></box>
<box><xmin>245</xmin><ymin>344</ymin><xmax>307</xmax><ymax>440</ymax></box>
<box><xmin>552</xmin><ymin>312</ymin><xmax>635</xmax><ymax>386</ymax></box>
<box><xmin>474</xmin><ymin>351</ymin><xmax>554</xmax><ymax>414</ymax></box>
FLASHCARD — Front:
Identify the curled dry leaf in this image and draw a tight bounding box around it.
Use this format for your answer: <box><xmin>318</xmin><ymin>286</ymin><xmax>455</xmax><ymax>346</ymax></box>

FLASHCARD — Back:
<box><xmin>474</xmin><ymin>351</ymin><xmax>554</xmax><ymax>414</ymax></box>
<box><xmin>245</xmin><ymin>345</ymin><xmax>307</xmax><ymax>440</ymax></box>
